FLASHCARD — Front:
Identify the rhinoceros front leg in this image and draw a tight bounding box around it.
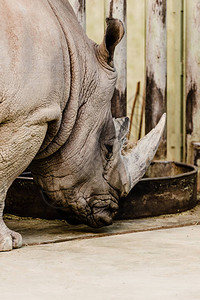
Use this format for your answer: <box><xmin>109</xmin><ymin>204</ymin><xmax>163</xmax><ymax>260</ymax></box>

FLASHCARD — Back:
<box><xmin>0</xmin><ymin>121</ymin><xmax>48</xmax><ymax>251</ymax></box>
<box><xmin>0</xmin><ymin>188</ymin><xmax>22</xmax><ymax>251</ymax></box>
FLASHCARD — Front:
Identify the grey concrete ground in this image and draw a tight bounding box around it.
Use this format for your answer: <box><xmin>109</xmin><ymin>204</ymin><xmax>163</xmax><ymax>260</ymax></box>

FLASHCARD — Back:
<box><xmin>1</xmin><ymin>225</ymin><xmax>200</xmax><ymax>300</ymax></box>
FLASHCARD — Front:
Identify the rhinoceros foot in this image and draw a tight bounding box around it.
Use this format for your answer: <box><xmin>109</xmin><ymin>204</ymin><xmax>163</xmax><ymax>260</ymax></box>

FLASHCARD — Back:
<box><xmin>0</xmin><ymin>221</ymin><xmax>22</xmax><ymax>251</ymax></box>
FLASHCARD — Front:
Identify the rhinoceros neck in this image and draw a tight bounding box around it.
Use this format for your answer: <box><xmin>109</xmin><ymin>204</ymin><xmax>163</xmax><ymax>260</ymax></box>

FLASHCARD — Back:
<box><xmin>35</xmin><ymin>0</ymin><xmax>98</xmax><ymax>160</ymax></box>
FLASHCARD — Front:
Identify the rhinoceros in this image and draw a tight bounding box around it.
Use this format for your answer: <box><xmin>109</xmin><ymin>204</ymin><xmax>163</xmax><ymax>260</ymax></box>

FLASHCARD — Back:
<box><xmin>0</xmin><ymin>0</ymin><xmax>166</xmax><ymax>251</ymax></box>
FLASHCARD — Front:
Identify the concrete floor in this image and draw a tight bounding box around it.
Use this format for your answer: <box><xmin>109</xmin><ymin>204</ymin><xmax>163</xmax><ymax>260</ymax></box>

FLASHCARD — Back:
<box><xmin>1</xmin><ymin>225</ymin><xmax>200</xmax><ymax>300</ymax></box>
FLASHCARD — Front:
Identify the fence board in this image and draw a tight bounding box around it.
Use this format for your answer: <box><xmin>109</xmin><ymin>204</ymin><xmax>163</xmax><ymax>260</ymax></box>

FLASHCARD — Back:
<box><xmin>145</xmin><ymin>0</ymin><xmax>167</xmax><ymax>159</ymax></box>
<box><xmin>185</xmin><ymin>0</ymin><xmax>200</xmax><ymax>163</ymax></box>
<box><xmin>105</xmin><ymin>0</ymin><xmax>127</xmax><ymax>118</ymax></box>
<box><xmin>185</xmin><ymin>0</ymin><xmax>200</xmax><ymax>190</ymax></box>
<box><xmin>167</xmin><ymin>0</ymin><xmax>183</xmax><ymax>161</ymax></box>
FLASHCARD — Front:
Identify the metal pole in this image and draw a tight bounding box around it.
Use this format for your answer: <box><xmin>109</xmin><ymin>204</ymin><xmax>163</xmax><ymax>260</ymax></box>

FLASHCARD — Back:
<box><xmin>105</xmin><ymin>0</ymin><xmax>127</xmax><ymax>118</ymax></box>
<box><xmin>69</xmin><ymin>0</ymin><xmax>86</xmax><ymax>30</ymax></box>
<box><xmin>145</xmin><ymin>0</ymin><xmax>167</xmax><ymax>159</ymax></box>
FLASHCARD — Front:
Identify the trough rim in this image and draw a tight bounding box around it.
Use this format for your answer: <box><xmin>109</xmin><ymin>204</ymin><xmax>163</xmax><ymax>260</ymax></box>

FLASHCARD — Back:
<box><xmin>139</xmin><ymin>160</ymin><xmax>198</xmax><ymax>182</ymax></box>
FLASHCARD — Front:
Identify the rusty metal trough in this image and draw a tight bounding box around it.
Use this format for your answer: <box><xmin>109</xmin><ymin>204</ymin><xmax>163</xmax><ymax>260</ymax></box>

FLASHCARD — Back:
<box><xmin>117</xmin><ymin>161</ymin><xmax>198</xmax><ymax>220</ymax></box>
<box><xmin>5</xmin><ymin>161</ymin><xmax>198</xmax><ymax>221</ymax></box>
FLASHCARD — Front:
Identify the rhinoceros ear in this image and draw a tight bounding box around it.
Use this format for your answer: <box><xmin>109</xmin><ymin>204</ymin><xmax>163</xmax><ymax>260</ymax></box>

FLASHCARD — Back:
<box><xmin>98</xmin><ymin>18</ymin><xmax>125</xmax><ymax>67</ymax></box>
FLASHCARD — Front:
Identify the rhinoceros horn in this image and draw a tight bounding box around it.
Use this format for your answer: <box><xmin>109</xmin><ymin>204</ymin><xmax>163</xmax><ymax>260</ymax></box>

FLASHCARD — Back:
<box><xmin>115</xmin><ymin>113</ymin><xmax>166</xmax><ymax>195</ymax></box>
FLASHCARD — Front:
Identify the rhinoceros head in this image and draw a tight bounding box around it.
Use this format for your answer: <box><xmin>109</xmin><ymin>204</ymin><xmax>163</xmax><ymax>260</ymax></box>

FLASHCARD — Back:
<box><xmin>31</xmin><ymin>19</ymin><xmax>166</xmax><ymax>228</ymax></box>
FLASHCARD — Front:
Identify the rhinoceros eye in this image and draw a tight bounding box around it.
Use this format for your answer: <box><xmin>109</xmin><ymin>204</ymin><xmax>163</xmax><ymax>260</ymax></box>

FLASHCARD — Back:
<box><xmin>104</xmin><ymin>144</ymin><xmax>113</xmax><ymax>160</ymax></box>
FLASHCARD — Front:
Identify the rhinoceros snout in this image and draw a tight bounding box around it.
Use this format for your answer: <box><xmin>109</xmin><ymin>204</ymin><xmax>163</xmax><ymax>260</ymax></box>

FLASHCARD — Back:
<box><xmin>91</xmin><ymin>200</ymin><xmax>118</xmax><ymax>228</ymax></box>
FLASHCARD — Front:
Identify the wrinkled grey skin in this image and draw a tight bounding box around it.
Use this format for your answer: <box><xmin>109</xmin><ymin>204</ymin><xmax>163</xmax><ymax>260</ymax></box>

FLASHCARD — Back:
<box><xmin>0</xmin><ymin>0</ymin><xmax>165</xmax><ymax>251</ymax></box>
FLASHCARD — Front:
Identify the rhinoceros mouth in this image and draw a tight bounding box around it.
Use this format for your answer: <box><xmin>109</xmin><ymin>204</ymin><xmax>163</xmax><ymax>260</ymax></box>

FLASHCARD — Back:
<box><xmin>82</xmin><ymin>195</ymin><xmax>119</xmax><ymax>228</ymax></box>
<box><xmin>89</xmin><ymin>205</ymin><xmax>118</xmax><ymax>228</ymax></box>
<box><xmin>63</xmin><ymin>193</ymin><xmax>119</xmax><ymax>228</ymax></box>
<box><xmin>58</xmin><ymin>197</ymin><xmax>118</xmax><ymax>228</ymax></box>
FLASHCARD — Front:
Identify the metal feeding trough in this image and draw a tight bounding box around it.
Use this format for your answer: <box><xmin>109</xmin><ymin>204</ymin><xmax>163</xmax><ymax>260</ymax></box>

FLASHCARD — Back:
<box><xmin>5</xmin><ymin>161</ymin><xmax>198</xmax><ymax>221</ymax></box>
<box><xmin>5</xmin><ymin>172</ymin><xmax>62</xmax><ymax>220</ymax></box>
<box><xmin>117</xmin><ymin>161</ymin><xmax>198</xmax><ymax>220</ymax></box>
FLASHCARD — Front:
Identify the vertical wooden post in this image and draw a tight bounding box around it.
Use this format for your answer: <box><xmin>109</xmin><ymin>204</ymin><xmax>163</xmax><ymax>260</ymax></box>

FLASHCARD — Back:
<box><xmin>105</xmin><ymin>0</ymin><xmax>127</xmax><ymax>118</ymax></box>
<box><xmin>69</xmin><ymin>0</ymin><xmax>86</xmax><ymax>30</ymax></box>
<box><xmin>185</xmin><ymin>0</ymin><xmax>200</xmax><ymax>163</ymax></box>
<box><xmin>145</xmin><ymin>0</ymin><xmax>167</xmax><ymax>159</ymax></box>
<box><xmin>185</xmin><ymin>0</ymin><xmax>200</xmax><ymax>191</ymax></box>
<box><xmin>167</xmin><ymin>0</ymin><xmax>184</xmax><ymax>162</ymax></box>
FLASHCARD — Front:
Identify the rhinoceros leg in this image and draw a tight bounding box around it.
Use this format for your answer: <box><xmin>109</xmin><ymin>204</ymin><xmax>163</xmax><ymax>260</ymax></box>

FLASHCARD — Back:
<box><xmin>0</xmin><ymin>122</ymin><xmax>47</xmax><ymax>251</ymax></box>
<box><xmin>0</xmin><ymin>189</ymin><xmax>22</xmax><ymax>251</ymax></box>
